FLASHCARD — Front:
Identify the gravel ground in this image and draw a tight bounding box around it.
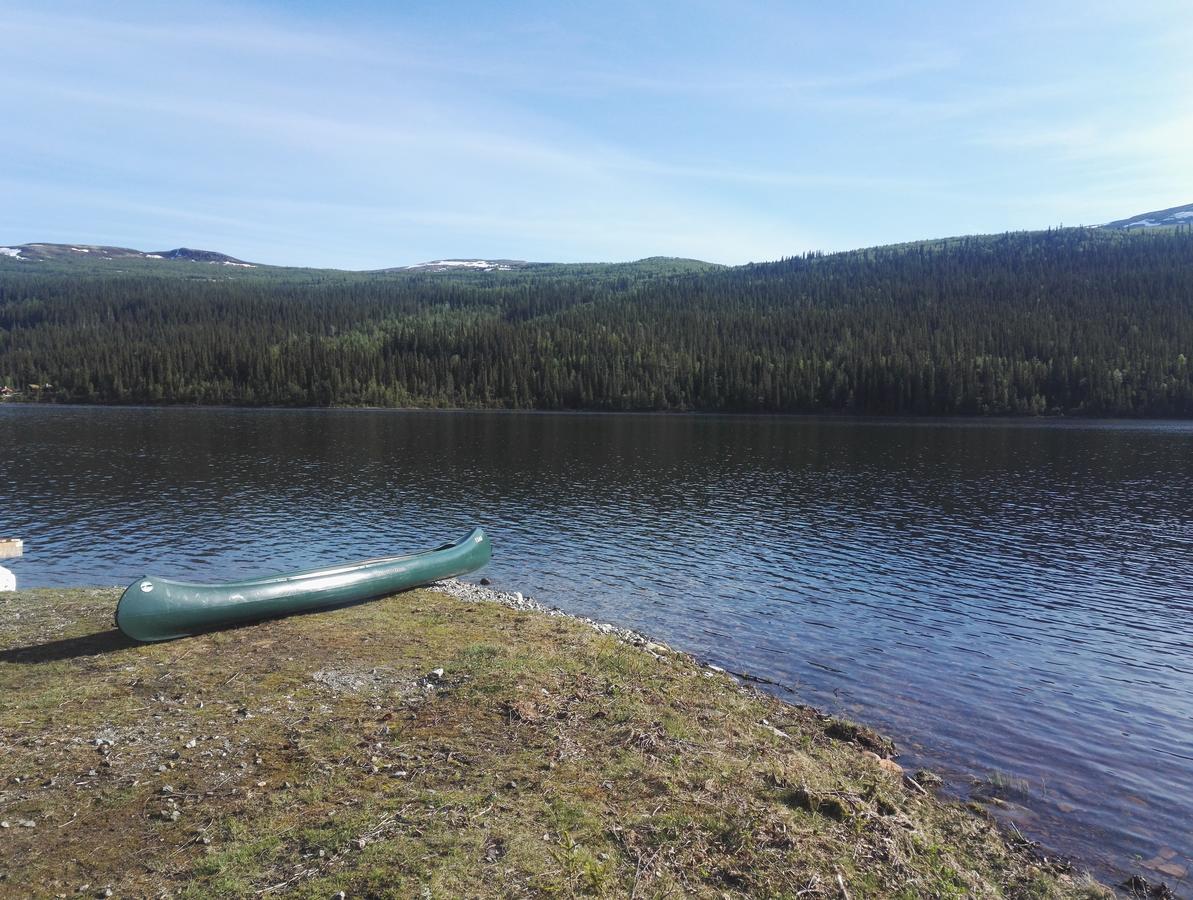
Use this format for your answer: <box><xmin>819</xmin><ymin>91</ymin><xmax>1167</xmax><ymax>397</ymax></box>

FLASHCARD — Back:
<box><xmin>429</xmin><ymin>578</ymin><xmax>674</xmax><ymax>654</ymax></box>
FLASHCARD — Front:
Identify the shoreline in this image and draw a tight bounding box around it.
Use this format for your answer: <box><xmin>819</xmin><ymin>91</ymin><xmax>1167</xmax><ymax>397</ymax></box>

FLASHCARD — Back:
<box><xmin>429</xmin><ymin>579</ymin><xmax>1127</xmax><ymax>894</ymax></box>
<box><xmin>0</xmin><ymin>582</ymin><xmax>1117</xmax><ymax>897</ymax></box>
<box><xmin>6</xmin><ymin>398</ymin><xmax>1193</xmax><ymax>424</ymax></box>
<box><xmin>436</xmin><ymin>578</ymin><xmax>1186</xmax><ymax>900</ymax></box>
<box><xmin>0</xmin><ymin>578</ymin><xmax>1176</xmax><ymax>895</ymax></box>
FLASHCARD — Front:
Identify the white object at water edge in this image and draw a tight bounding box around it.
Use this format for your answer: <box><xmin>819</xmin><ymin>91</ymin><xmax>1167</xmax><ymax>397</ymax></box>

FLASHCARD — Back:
<box><xmin>0</xmin><ymin>566</ymin><xmax>14</xmax><ymax>592</ymax></box>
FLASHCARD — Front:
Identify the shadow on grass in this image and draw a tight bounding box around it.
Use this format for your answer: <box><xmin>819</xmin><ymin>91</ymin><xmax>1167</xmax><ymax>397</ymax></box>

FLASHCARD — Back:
<box><xmin>0</xmin><ymin>629</ymin><xmax>140</xmax><ymax>663</ymax></box>
<box><xmin>0</xmin><ymin>591</ymin><xmax>420</xmax><ymax>664</ymax></box>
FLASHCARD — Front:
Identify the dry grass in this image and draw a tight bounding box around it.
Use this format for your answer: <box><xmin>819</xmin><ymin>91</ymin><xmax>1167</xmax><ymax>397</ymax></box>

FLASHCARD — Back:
<box><xmin>0</xmin><ymin>588</ymin><xmax>1111</xmax><ymax>899</ymax></box>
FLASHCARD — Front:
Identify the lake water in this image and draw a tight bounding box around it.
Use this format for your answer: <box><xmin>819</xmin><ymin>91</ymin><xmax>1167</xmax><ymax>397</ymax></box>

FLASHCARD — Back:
<box><xmin>2</xmin><ymin>405</ymin><xmax>1191</xmax><ymax>891</ymax></box>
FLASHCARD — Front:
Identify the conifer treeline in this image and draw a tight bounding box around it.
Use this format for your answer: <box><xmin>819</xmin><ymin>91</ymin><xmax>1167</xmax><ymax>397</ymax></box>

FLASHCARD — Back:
<box><xmin>1</xmin><ymin>228</ymin><xmax>1191</xmax><ymax>415</ymax></box>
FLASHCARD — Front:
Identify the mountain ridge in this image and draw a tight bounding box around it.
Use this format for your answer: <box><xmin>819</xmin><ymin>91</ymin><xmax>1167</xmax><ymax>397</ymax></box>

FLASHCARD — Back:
<box><xmin>1100</xmin><ymin>202</ymin><xmax>1193</xmax><ymax>230</ymax></box>
<box><xmin>0</xmin><ymin>242</ymin><xmax>255</xmax><ymax>267</ymax></box>
<box><xmin>3</xmin><ymin>202</ymin><xmax>1191</xmax><ymax>272</ymax></box>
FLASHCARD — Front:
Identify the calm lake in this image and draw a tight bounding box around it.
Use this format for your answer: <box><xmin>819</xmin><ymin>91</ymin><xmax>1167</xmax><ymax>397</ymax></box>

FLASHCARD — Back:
<box><xmin>2</xmin><ymin>406</ymin><xmax>1191</xmax><ymax>891</ymax></box>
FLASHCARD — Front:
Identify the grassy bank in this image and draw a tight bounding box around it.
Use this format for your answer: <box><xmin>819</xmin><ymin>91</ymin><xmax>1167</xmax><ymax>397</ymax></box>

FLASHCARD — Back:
<box><xmin>0</xmin><ymin>587</ymin><xmax>1109</xmax><ymax>898</ymax></box>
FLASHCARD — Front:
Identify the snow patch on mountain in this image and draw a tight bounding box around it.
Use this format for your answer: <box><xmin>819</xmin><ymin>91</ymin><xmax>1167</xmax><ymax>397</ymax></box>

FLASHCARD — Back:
<box><xmin>1102</xmin><ymin>202</ymin><xmax>1193</xmax><ymax>230</ymax></box>
<box><xmin>0</xmin><ymin>248</ymin><xmax>23</xmax><ymax>259</ymax></box>
<box><xmin>403</xmin><ymin>259</ymin><xmax>518</xmax><ymax>272</ymax></box>
<box><xmin>422</xmin><ymin>259</ymin><xmax>500</xmax><ymax>269</ymax></box>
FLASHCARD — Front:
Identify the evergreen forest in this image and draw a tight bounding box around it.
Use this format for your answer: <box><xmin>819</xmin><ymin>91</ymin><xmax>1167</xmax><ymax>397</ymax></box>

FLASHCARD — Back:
<box><xmin>1</xmin><ymin>227</ymin><xmax>1191</xmax><ymax>416</ymax></box>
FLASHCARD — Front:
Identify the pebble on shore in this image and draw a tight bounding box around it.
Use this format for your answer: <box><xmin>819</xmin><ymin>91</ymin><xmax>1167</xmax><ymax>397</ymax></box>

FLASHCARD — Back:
<box><xmin>429</xmin><ymin>579</ymin><xmax>660</xmax><ymax>650</ymax></box>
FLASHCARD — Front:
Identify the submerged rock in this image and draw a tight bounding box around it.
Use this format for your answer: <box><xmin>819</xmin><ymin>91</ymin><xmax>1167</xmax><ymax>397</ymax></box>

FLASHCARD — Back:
<box><xmin>1121</xmin><ymin>874</ymin><xmax>1176</xmax><ymax>898</ymax></box>
<box><xmin>915</xmin><ymin>769</ymin><xmax>943</xmax><ymax>787</ymax></box>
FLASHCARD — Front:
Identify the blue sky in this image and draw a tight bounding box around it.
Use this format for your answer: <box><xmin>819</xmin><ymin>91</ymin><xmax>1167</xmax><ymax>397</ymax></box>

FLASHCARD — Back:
<box><xmin>2</xmin><ymin>0</ymin><xmax>1190</xmax><ymax>267</ymax></box>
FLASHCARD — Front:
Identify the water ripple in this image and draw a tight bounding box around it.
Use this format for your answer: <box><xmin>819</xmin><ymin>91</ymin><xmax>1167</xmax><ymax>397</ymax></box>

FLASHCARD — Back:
<box><xmin>2</xmin><ymin>407</ymin><xmax>1192</xmax><ymax>891</ymax></box>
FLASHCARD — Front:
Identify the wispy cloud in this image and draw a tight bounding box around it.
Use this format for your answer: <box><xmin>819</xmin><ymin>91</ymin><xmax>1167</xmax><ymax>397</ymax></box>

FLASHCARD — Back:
<box><xmin>3</xmin><ymin>0</ymin><xmax>1189</xmax><ymax>265</ymax></box>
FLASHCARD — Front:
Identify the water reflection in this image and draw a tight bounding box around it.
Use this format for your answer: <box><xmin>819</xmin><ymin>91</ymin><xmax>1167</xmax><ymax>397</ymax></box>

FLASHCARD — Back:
<box><xmin>2</xmin><ymin>406</ymin><xmax>1192</xmax><ymax>891</ymax></box>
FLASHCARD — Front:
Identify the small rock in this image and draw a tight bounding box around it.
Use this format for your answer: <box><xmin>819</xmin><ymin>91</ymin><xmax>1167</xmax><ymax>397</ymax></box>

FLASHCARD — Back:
<box><xmin>332</xmin><ymin>892</ymin><xmax>346</xmax><ymax>900</ymax></box>
<box><xmin>914</xmin><ymin>770</ymin><xmax>943</xmax><ymax>787</ymax></box>
<box><xmin>184</xmin><ymin>738</ymin><xmax>197</xmax><ymax>749</ymax></box>
<box><xmin>0</xmin><ymin>822</ymin><xmax>8</xmax><ymax>829</ymax></box>
<box><xmin>161</xmin><ymin>785</ymin><xmax>174</xmax><ymax>794</ymax></box>
<box><xmin>479</xmin><ymin>577</ymin><xmax>492</xmax><ymax>585</ymax></box>
<box><xmin>17</xmin><ymin>819</ymin><xmax>36</xmax><ymax>828</ymax></box>
<box><xmin>354</xmin><ymin>838</ymin><xmax>367</xmax><ymax>850</ymax></box>
<box><xmin>878</xmin><ymin>758</ymin><xmax>904</xmax><ymax>777</ymax></box>
<box><xmin>100</xmin><ymin>890</ymin><xmax>113</xmax><ymax>899</ymax></box>
<box><xmin>759</xmin><ymin>721</ymin><xmax>790</xmax><ymax>739</ymax></box>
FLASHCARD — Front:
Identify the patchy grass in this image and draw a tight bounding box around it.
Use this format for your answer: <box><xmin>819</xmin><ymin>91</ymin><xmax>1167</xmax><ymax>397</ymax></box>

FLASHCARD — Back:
<box><xmin>0</xmin><ymin>588</ymin><xmax>1111</xmax><ymax>898</ymax></box>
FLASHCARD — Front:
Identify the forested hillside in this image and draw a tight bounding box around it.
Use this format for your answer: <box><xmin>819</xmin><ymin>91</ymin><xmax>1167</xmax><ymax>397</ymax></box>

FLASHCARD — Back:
<box><xmin>1</xmin><ymin>228</ymin><xmax>1191</xmax><ymax>415</ymax></box>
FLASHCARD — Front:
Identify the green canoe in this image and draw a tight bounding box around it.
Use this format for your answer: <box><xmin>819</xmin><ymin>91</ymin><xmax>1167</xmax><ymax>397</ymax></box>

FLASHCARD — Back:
<box><xmin>115</xmin><ymin>527</ymin><xmax>491</xmax><ymax>642</ymax></box>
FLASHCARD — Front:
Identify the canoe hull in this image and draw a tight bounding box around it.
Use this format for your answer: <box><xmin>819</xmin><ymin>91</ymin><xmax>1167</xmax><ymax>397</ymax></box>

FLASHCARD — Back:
<box><xmin>115</xmin><ymin>527</ymin><xmax>491</xmax><ymax>642</ymax></box>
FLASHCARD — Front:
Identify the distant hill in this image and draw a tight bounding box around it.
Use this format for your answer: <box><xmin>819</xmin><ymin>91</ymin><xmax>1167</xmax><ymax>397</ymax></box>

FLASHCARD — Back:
<box><xmin>0</xmin><ymin>243</ymin><xmax>256</xmax><ymax>267</ymax></box>
<box><xmin>150</xmin><ymin>247</ymin><xmax>255</xmax><ymax>266</ymax></box>
<box><xmin>394</xmin><ymin>259</ymin><xmax>530</xmax><ymax>273</ymax></box>
<box><xmin>1101</xmin><ymin>202</ymin><xmax>1193</xmax><ymax>230</ymax></box>
<box><xmin>385</xmin><ymin>256</ymin><xmax>720</xmax><ymax>277</ymax></box>
<box><xmin>0</xmin><ymin>243</ymin><xmax>721</xmax><ymax>281</ymax></box>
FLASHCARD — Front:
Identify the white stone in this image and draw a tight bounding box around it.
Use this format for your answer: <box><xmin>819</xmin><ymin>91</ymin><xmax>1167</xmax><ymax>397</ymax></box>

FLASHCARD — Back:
<box><xmin>0</xmin><ymin>566</ymin><xmax>14</xmax><ymax>592</ymax></box>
